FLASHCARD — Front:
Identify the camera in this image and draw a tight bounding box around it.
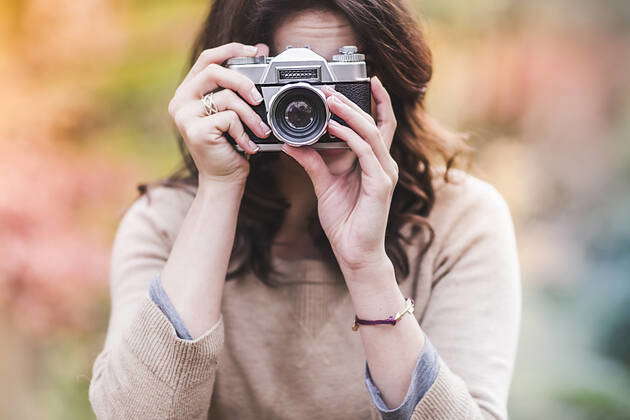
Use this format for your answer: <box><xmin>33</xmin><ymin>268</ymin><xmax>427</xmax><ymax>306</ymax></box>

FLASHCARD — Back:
<box><xmin>226</xmin><ymin>45</ymin><xmax>371</xmax><ymax>151</ymax></box>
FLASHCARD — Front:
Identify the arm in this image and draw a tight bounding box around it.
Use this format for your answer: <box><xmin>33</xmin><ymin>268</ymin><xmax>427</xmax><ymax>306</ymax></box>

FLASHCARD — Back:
<box><xmin>89</xmin><ymin>41</ymin><xmax>273</xmax><ymax>419</ymax></box>
<box><xmin>89</xmin><ymin>183</ymin><xmax>244</xmax><ymax>419</ymax></box>
<box><xmin>354</xmin><ymin>180</ymin><xmax>521</xmax><ymax>420</ymax></box>
<box><xmin>149</xmin><ymin>275</ymin><xmax>193</xmax><ymax>340</ymax></box>
<box><xmin>160</xmin><ymin>181</ymin><xmax>244</xmax><ymax>338</ymax></box>
<box><xmin>284</xmin><ymin>76</ymin><xmax>519</xmax><ymax>418</ymax></box>
<box><xmin>344</xmin><ymin>260</ymin><xmax>427</xmax><ymax>409</ymax></box>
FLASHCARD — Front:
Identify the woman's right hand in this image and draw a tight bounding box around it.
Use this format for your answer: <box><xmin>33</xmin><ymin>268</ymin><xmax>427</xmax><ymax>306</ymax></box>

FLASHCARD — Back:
<box><xmin>168</xmin><ymin>42</ymin><xmax>272</xmax><ymax>185</ymax></box>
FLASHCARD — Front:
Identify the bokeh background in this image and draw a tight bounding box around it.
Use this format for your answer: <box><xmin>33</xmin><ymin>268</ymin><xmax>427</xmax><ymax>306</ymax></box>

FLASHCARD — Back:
<box><xmin>1</xmin><ymin>0</ymin><xmax>629</xmax><ymax>419</ymax></box>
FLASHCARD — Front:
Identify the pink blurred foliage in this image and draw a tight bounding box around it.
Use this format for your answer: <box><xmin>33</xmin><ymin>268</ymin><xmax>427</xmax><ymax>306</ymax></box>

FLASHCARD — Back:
<box><xmin>466</xmin><ymin>27</ymin><xmax>627</xmax><ymax>192</ymax></box>
<box><xmin>429</xmin><ymin>21</ymin><xmax>628</xmax><ymax>286</ymax></box>
<box><xmin>431</xmin><ymin>23</ymin><xmax>628</xmax><ymax>206</ymax></box>
<box><xmin>0</xmin><ymin>138</ymin><xmax>138</xmax><ymax>336</ymax></box>
<box><xmin>0</xmin><ymin>0</ymin><xmax>137</xmax><ymax>336</ymax></box>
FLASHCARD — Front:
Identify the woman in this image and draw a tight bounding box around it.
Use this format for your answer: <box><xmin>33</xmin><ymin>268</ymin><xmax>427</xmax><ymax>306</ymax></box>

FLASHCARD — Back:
<box><xmin>89</xmin><ymin>0</ymin><xmax>521</xmax><ymax>419</ymax></box>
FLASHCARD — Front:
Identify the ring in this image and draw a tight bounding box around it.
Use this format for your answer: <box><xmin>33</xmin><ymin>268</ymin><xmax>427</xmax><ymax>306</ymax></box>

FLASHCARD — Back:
<box><xmin>201</xmin><ymin>92</ymin><xmax>220</xmax><ymax>116</ymax></box>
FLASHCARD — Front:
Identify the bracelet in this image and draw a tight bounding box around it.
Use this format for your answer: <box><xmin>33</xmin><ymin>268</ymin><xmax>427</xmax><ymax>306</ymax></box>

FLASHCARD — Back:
<box><xmin>352</xmin><ymin>297</ymin><xmax>415</xmax><ymax>331</ymax></box>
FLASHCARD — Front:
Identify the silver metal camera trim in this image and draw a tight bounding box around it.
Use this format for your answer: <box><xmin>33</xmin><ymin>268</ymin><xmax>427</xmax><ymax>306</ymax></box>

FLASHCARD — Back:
<box><xmin>266</xmin><ymin>82</ymin><xmax>330</xmax><ymax>147</ymax></box>
<box><xmin>275</xmin><ymin>65</ymin><xmax>321</xmax><ymax>83</ymax></box>
<box><xmin>227</xmin><ymin>47</ymin><xmax>369</xmax><ymax>89</ymax></box>
<box><xmin>235</xmin><ymin>142</ymin><xmax>349</xmax><ymax>152</ymax></box>
<box><xmin>227</xmin><ymin>46</ymin><xmax>368</xmax><ymax>151</ymax></box>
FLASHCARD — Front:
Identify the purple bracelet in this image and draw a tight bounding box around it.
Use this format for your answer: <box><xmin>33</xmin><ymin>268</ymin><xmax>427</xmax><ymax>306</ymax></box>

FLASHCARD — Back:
<box><xmin>352</xmin><ymin>297</ymin><xmax>415</xmax><ymax>331</ymax></box>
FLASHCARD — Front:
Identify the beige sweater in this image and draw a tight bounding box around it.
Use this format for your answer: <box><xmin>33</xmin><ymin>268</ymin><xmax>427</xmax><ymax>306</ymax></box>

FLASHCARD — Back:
<box><xmin>89</xmin><ymin>170</ymin><xmax>521</xmax><ymax>420</ymax></box>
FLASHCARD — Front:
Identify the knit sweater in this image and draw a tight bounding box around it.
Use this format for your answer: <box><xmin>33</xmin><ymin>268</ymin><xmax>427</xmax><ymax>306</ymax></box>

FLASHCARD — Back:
<box><xmin>147</xmin><ymin>272</ymin><xmax>440</xmax><ymax>419</ymax></box>
<box><xmin>89</xmin><ymin>169</ymin><xmax>521</xmax><ymax>419</ymax></box>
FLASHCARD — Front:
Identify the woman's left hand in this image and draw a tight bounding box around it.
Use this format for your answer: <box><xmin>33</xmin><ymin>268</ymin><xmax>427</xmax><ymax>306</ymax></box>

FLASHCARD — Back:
<box><xmin>282</xmin><ymin>76</ymin><xmax>398</xmax><ymax>274</ymax></box>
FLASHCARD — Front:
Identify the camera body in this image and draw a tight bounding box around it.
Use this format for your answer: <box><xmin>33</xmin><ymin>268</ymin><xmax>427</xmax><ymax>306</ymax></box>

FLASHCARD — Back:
<box><xmin>226</xmin><ymin>45</ymin><xmax>371</xmax><ymax>151</ymax></box>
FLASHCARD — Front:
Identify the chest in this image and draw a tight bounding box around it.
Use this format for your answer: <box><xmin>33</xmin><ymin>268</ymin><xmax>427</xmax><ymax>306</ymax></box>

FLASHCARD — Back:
<box><xmin>209</xmin><ymin>278</ymin><xmax>385</xmax><ymax>420</ymax></box>
<box><xmin>207</xmin><ymin>258</ymin><xmax>432</xmax><ymax>420</ymax></box>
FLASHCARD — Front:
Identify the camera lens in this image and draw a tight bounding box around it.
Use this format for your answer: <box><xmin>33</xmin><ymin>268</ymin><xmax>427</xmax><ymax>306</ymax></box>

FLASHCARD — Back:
<box><xmin>284</xmin><ymin>100</ymin><xmax>314</xmax><ymax>130</ymax></box>
<box><xmin>268</xmin><ymin>83</ymin><xmax>329</xmax><ymax>146</ymax></box>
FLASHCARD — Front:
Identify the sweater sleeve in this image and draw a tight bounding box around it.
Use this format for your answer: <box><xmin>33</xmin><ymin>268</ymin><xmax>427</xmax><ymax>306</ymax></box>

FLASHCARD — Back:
<box><xmin>364</xmin><ymin>337</ymin><xmax>439</xmax><ymax>420</ymax></box>
<box><xmin>89</xmin><ymin>187</ymin><xmax>224</xmax><ymax>419</ymax></box>
<box><xmin>408</xmin><ymin>175</ymin><xmax>522</xmax><ymax>420</ymax></box>
<box><xmin>149</xmin><ymin>274</ymin><xmax>194</xmax><ymax>340</ymax></box>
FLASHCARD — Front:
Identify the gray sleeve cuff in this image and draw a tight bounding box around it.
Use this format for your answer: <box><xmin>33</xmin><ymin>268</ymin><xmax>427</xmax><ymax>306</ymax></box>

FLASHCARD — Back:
<box><xmin>148</xmin><ymin>274</ymin><xmax>194</xmax><ymax>341</ymax></box>
<box><xmin>364</xmin><ymin>337</ymin><xmax>439</xmax><ymax>420</ymax></box>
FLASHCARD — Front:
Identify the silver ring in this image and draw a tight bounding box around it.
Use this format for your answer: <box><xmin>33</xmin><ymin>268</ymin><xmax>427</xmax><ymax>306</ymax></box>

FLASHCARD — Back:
<box><xmin>201</xmin><ymin>92</ymin><xmax>220</xmax><ymax>116</ymax></box>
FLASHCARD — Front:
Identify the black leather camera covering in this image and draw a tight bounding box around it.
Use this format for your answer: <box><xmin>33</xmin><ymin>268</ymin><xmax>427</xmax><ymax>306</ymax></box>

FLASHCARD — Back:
<box><xmin>230</xmin><ymin>81</ymin><xmax>371</xmax><ymax>146</ymax></box>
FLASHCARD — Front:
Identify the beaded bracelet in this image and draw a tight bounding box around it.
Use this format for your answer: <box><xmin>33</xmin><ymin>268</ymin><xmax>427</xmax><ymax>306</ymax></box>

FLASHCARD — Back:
<box><xmin>352</xmin><ymin>297</ymin><xmax>415</xmax><ymax>331</ymax></box>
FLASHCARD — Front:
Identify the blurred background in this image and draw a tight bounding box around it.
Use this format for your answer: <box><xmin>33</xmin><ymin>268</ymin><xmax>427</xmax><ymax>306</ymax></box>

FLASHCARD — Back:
<box><xmin>1</xmin><ymin>0</ymin><xmax>629</xmax><ymax>418</ymax></box>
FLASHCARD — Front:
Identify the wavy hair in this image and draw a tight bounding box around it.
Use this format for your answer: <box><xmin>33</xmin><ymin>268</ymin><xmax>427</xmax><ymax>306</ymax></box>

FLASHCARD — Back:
<box><xmin>141</xmin><ymin>0</ymin><xmax>468</xmax><ymax>291</ymax></box>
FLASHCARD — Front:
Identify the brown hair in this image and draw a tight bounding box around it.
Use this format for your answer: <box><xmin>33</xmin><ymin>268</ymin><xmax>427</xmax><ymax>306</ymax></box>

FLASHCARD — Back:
<box><xmin>143</xmin><ymin>0</ymin><xmax>467</xmax><ymax>291</ymax></box>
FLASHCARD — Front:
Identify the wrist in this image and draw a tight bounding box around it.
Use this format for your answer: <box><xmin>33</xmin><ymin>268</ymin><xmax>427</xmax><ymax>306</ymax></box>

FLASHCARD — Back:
<box><xmin>339</xmin><ymin>252</ymin><xmax>393</xmax><ymax>283</ymax></box>
<box><xmin>196</xmin><ymin>177</ymin><xmax>246</xmax><ymax>201</ymax></box>
<box><xmin>198</xmin><ymin>170</ymin><xmax>248</xmax><ymax>190</ymax></box>
<box><xmin>340</xmin><ymin>256</ymin><xmax>405</xmax><ymax>317</ymax></box>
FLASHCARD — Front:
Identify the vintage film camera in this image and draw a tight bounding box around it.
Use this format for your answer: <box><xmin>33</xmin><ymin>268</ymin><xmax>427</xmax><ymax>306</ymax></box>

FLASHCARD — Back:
<box><xmin>226</xmin><ymin>45</ymin><xmax>371</xmax><ymax>151</ymax></box>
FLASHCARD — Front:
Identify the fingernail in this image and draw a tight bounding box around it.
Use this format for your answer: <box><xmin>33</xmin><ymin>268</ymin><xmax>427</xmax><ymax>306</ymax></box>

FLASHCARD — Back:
<box><xmin>259</xmin><ymin>121</ymin><xmax>272</xmax><ymax>136</ymax></box>
<box><xmin>245</xmin><ymin>45</ymin><xmax>258</xmax><ymax>54</ymax></box>
<box><xmin>248</xmin><ymin>140</ymin><xmax>260</xmax><ymax>152</ymax></box>
<box><xmin>250</xmin><ymin>87</ymin><xmax>263</xmax><ymax>104</ymax></box>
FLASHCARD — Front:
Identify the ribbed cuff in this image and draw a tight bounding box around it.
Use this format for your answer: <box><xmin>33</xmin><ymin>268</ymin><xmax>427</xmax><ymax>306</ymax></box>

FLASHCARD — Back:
<box><xmin>123</xmin><ymin>296</ymin><xmax>225</xmax><ymax>390</ymax></box>
<box><xmin>408</xmin><ymin>357</ymin><xmax>480</xmax><ymax>419</ymax></box>
<box><xmin>365</xmin><ymin>337</ymin><xmax>439</xmax><ymax>420</ymax></box>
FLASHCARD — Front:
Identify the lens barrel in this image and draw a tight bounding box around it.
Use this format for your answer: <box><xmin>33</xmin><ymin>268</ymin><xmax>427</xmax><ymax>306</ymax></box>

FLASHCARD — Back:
<box><xmin>267</xmin><ymin>82</ymin><xmax>330</xmax><ymax>146</ymax></box>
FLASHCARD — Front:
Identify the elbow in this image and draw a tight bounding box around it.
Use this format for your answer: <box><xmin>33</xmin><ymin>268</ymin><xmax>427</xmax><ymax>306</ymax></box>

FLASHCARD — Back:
<box><xmin>88</xmin><ymin>374</ymin><xmax>110</xmax><ymax>419</ymax></box>
<box><xmin>477</xmin><ymin>399</ymin><xmax>508</xmax><ymax>420</ymax></box>
<box><xmin>88</xmin><ymin>371</ymin><xmax>134</xmax><ymax>420</ymax></box>
<box><xmin>88</xmin><ymin>353</ymin><xmax>124</xmax><ymax>419</ymax></box>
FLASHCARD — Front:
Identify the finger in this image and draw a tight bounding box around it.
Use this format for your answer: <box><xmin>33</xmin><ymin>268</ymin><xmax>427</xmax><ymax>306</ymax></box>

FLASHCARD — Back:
<box><xmin>320</xmin><ymin>85</ymin><xmax>375</xmax><ymax>125</ymax></box>
<box><xmin>370</xmin><ymin>93</ymin><xmax>377</xmax><ymax>121</ymax></box>
<box><xmin>326</xmin><ymin>119</ymin><xmax>384</xmax><ymax>179</ymax></box>
<box><xmin>371</xmin><ymin>76</ymin><xmax>397</xmax><ymax>147</ymax></box>
<box><xmin>173</xmin><ymin>93</ymin><xmax>271</xmax><ymax>139</ymax></box>
<box><xmin>213</xmin><ymin>90</ymin><xmax>272</xmax><ymax>138</ymax></box>
<box><xmin>207</xmin><ymin>89</ymin><xmax>271</xmax><ymax>138</ymax></box>
<box><xmin>184</xmin><ymin>42</ymin><xmax>259</xmax><ymax>84</ymax></box>
<box><xmin>327</xmin><ymin>94</ymin><xmax>396</xmax><ymax>178</ymax></box>
<box><xmin>281</xmin><ymin>145</ymin><xmax>334</xmax><ymax>196</ymax></box>
<box><xmin>253</xmin><ymin>43</ymin><xmax>270</xmax><ymax>57</ymax></box>
<box><xmin>178</xmin><ymin>64</ymin><xmax>263</xmax><ymax>107</ymax></box>
<box><xmin>193</xmin><ymin>110</ymin><xmax>260</xmax><ymax>154</ymax></box>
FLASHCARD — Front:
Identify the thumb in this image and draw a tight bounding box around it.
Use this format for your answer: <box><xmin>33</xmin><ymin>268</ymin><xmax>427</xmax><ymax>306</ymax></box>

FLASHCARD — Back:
<box><xmin>281</xmin><ymin>145</ymin><xmax>333</xmax><ymax>196</ymax></box>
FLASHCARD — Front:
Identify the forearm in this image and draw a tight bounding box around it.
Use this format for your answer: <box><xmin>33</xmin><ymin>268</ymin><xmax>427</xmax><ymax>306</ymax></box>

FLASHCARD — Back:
<box><xmin>161</xmin><ymin>180</ymin><xmax>244</xmax><ymax>338</ymax></box>
<box><xmin>342</xmin><ymin>257</ymin><xmax>426</xmax><ymax>409</ymax></box>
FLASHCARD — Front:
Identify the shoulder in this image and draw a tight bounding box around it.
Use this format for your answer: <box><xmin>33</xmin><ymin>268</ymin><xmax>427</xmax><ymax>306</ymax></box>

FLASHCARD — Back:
<box><xmin>427</xmin><ymin>168</ymin><xmax>518</xmax><ymax>272</ymax></box>
<box><xmin>429</xmin><ymin>167</ymin><xmax>513</xmax><ymax>235</ymax></box>
<box><xmin>116</xmin><ymin>184</ymin><xmax>197</xmax><ymax>248</ymax></box>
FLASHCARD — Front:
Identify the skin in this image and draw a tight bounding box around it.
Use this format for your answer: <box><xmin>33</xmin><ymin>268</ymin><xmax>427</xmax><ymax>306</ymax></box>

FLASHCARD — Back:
<box><xmin>163</xmin><ymin>8</ymin><xmax>425</xmax><ymax>409</ymax></box>
<box><xmin>272</xmin><ymin>9</ymin><xmax>374</xmax><ymax>257</ymax></box>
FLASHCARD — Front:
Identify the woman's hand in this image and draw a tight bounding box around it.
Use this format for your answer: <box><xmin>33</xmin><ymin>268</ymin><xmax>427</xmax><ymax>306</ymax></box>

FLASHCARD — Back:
<box><xmin>282</xmin><ymin>76</ymin><xmax>398</xmax><ymax>274</ymax></box>
<box><xmin>168</xmin><ymin>42</ymin><xmax>273</xmax><ymax>186</ymax></box>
